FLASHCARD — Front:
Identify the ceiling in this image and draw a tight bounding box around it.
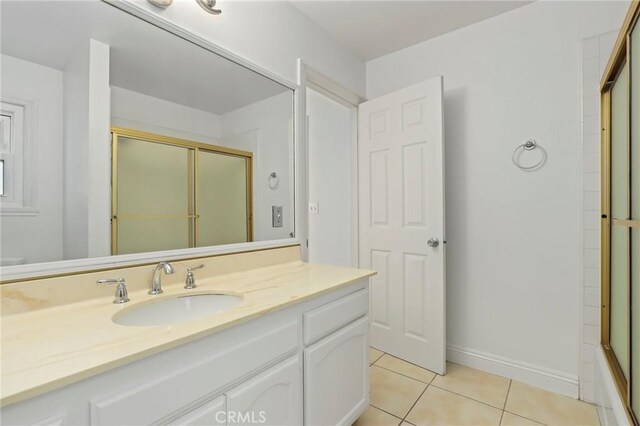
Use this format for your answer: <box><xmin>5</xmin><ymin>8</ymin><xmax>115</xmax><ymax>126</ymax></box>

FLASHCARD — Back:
<box><xmin>291</xmin><ymin>1</ymin><xmax>534</xmax><ymax>60</ymax></box>
<box><xmin>1</xmin><ymin>1</ymin><xmax>290</xmax><ymax>115</ymax></box>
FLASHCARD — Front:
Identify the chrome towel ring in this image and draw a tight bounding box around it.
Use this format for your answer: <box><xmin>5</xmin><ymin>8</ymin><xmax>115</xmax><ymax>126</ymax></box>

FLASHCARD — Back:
<box><xmin>512</xmin><ymin>139</ymin><xmax>547</xmax><ymax>171</ymax></box>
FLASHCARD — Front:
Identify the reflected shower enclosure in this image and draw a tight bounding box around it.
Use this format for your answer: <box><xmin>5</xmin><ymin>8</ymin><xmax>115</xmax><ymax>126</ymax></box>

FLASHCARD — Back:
<box><xmin>112</xmin><ymin>128</ymin><xmax>252</xmax><ymax>255</ymax></box>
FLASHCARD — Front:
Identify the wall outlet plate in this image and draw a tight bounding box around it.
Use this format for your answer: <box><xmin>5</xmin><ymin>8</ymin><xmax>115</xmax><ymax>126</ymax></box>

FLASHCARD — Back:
<box><xmin>272</xmin><ymin>205</ymin><xmax>283</xmax><ymax>228</ymax></box>
<box><xmin>309</xmin><ymin>202</ymin><xmax>319</xmax><ymax>215</ymax></box>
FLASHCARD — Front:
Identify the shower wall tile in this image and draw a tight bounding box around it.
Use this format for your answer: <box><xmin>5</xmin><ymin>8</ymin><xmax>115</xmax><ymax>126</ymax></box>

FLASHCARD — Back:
<box><xmin>579</xmin><ymin>30</ymin><xmax>617</xmax><ymax>404</ymax></box>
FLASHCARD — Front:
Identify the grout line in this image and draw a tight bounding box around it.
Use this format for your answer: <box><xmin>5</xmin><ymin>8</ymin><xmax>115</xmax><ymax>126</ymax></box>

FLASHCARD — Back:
<box><xmin>428</xmin><ymin>383</ymin><xmax>506</xmax><ymax>411</ymax></box>
<box><xmin>503</xmin><ymin>410</ymin><xmax>547</xmax><ymax>426</ymax></box>
<box><xmin>503</xmin><ymin>380</ymin><xmax>512</xmax><ymax>410</ymax></box>
<box><xmin>372</xmin><ymin>364</ymin><xmax>434</xmax><ymax>385</ymax></box>
<box><xmin>379</xmin><ymin>352</ymin><xmax>439</xmax><ymax>372</ymax></box>
<box><xmin>499</xmin><ymin>409</ymin><xmax>505</xmax><ymax>425</ymax></box>
<box><xmin>400</xmin><ymin>383</ymin><xmax>429</xmax><ymax>424</ymax></box>
<box><xmin>369</xmin><ymin>403</ymin><xmax>404</xmax><ymax>423</ymax></box>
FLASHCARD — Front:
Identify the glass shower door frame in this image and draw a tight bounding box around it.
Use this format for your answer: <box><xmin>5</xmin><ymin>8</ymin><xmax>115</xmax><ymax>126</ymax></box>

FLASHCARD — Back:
<box><xmin>111</xmin><ymin>127</ymin><xmax>253</xmax><ymax>255</ymax></box>
<box><xmin>600</xmin><ymin>3</ymin><xmax>639</xmax><ymax>423</ymax></box>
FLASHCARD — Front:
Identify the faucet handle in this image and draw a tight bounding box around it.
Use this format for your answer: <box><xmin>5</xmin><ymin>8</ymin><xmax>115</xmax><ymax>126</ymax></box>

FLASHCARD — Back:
<box><xmin>97</xmin><ymin>278</ymin><xmax>130</xmax><ymax>304</ymax></box>
<box><xmin>185</xmin><ymin>264</ymin><xmax>205</xmax><ymax>289</ymax></box>
<box><xmin>97</xmin><ymin>277</ymin><xmax>125</xmax><ymax>285</ymax></box>
<box><xmin>187</xmin><ymin>264</ymin><xmax>205</xmax><ymax>272</ymax></box>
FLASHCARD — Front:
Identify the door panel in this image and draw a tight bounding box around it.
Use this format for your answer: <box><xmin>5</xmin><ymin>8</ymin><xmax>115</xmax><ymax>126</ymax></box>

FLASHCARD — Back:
<box><xmin>304</xmin><ymin>317</ymin><xmax>369</xmax><ymax>426</ymax></box>
<box><xmin>198</xmin><ymin>150</ymin><xmax>249</xmax><ymax>246</ymax></box>
<box><xmin>358</xmin><ymin>77</ymin><xmax>445</xmax><ymax>374</ymax></box>
<box><xmin>225</xmin><ymin>356</ymin><xmax>302</xmax><ymax>426</ymax></box>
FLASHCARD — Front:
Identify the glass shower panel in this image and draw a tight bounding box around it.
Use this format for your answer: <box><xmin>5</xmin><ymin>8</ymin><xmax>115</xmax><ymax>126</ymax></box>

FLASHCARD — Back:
<box><xmin>116</xmin><ymin>137</ymin><xmax>194</xmax><ymax>254</ymax></box>
<box><xmin>611</xmin><ymin>62</ymin><xmax>629</xmax><ymax>220</ymax></box>
<box><xmin>611</xmin><ymin>225</ymin><xmax>630</xmax><ymax>380</ymax></box>
<box><xmin>117</xmin><ymin>218</ymin><xmax>191</xmax><ymax>254</ymax></box>
<box><xmin>198</xmin><ymin>150</ymin><xmax>249</xmax><ymax>247</ymax></box>
<box><xmin>117</xmin><ymin>137</ymin><xmax>192</xmax><ymax>215</ymax></box>
<box><xmin>633</xmin><ymin>21</ymin><xmax>640</xmax><ymax>221</ymax></box>
<box><xmin>631</xmin><ymin>20</ymin><xmax>639</xmax><ymax>417</ymax></box>
<box><xmin>632</xmin><ymin>229</ymin><xmax>639</xmax><ymax>416</ymax></box>
<box><xmin>609</xmin><ymin>61</ymin><xmax>630</xmax><ymax>381</ymax></box>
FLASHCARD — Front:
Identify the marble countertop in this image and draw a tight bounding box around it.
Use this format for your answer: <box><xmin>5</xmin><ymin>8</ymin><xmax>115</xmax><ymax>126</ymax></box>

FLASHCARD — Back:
<box><xmin>0</xmin><ymin>260</ymin><xmax>374</xmax><ymax>407</ymax></box>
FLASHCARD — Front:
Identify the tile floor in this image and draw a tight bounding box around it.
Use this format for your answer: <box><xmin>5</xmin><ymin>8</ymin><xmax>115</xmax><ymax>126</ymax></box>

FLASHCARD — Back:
<box><xmin>355</xmin><ymin>347</ymin><xmax>600</xmax><ymax>426</ymax></box>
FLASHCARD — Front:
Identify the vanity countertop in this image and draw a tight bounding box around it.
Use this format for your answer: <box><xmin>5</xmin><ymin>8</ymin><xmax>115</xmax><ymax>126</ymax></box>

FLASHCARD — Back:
<box><xmin>0</xmin><ymin>261</ymin><xmax>374</xmax><ymax>407</ymax></box>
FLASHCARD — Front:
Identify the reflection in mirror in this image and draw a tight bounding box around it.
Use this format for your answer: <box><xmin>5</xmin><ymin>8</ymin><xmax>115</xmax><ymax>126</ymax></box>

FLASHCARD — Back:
<box><xmin>0</xmin><ymin>0</ymin><xmax>295</xmax><ymax>267</ymax></box>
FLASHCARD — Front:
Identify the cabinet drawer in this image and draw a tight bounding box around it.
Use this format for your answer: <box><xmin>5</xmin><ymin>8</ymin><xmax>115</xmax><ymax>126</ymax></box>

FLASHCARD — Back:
<box><xmin>304</xmin><ymin>288</ymin><xmax>368</xmax><ymax>345</ymax></box>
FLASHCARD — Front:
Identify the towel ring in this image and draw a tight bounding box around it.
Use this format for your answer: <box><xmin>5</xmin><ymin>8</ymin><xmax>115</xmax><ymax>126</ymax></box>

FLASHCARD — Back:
<box><xmin>268</xmin><ymin>172</ymin><xmax>279</xmax><ymax>190</ymax></box>
<box><xmin>512</xmin><ymin>139</ymin><xmax>547</xmax><ymax>171</ymax></box>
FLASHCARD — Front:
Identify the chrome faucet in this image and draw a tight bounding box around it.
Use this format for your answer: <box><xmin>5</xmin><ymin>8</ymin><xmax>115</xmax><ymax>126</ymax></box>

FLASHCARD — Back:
<box><xmin>149</xmin><ymin>262</ymin><xmax>175</xmax><ymax>295</ymax></box>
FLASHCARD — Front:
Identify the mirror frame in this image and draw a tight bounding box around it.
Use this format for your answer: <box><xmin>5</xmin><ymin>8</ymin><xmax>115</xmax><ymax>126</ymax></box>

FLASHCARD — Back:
<box><xmin>0</xmin><ymin>0</ymin><xmax>307</xmax><ymax>282</ymax></box>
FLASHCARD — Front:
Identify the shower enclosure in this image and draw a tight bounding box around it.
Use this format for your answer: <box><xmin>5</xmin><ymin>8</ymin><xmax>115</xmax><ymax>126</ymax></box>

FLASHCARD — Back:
<box><xmin>111</xmin><ymin>127</ymin><xmax>253</xmax><ymax>255</ymax></box>
<box><xmin>600</xmin><ymin>2</ymin><xmax>639</xmax><ymax>422</ymax></box>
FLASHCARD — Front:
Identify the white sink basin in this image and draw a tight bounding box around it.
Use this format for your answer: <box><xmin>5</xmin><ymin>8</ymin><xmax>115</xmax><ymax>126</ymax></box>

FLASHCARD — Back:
<box><xmin>113</xmin><ymin>293</ymin><xmax>243</xmax><ymax>327</ymax></box>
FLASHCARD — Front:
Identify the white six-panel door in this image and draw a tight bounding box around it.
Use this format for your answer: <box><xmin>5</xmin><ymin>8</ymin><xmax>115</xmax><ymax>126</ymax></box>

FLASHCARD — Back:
<box><xmin>358</xmin><ymin>77</ymin><xmax>446</xmax><ymax>374</ymax></box>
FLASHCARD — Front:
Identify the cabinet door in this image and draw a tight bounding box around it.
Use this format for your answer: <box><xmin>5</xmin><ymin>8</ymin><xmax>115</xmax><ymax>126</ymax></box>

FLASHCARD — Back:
<box><xmin>226</xmin><ymin>356</ymin><xmax>302</xmax><ymax>426</ymax></box>
<box><xmin>169</xmin><ymin>395</ymin><xmax>226</xmax><ymax>426</ymax></box>
<box><xmin>304</xmin><ymin>317</ymin><xmax>369</xmax><ymax>426</ymax></box>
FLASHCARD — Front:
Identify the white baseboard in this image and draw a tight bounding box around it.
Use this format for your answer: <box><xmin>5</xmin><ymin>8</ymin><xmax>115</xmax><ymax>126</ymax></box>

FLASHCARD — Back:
<box><xmin>447</xmin><ymin>344</ymin><xmax>580</xmax><ymax>398</ymax></box>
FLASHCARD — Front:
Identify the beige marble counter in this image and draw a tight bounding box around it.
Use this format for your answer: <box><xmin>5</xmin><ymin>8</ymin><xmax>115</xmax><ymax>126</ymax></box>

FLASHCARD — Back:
<box><xmin>0</xmin><ymin>252</ymin><xmax>374</xmax><ymax>407</ymax></box>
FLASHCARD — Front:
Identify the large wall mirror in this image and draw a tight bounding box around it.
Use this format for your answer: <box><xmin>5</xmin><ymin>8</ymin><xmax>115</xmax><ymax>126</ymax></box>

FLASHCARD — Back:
<box><xmin>0</xmin><ymin>0</ymin><xmax>296</xmax><ymax>274</ymax></box>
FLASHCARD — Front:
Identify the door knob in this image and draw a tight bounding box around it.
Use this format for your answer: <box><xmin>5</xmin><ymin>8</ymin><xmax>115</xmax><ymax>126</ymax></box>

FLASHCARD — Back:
<box><xmin>427</xmin><ymin>237</ymin><xmax>439</xmax><ymax>247</ymax></box>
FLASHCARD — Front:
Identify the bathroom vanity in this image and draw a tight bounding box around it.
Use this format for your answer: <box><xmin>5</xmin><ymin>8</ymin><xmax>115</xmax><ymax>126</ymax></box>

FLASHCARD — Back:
<box><xmin>0</xmin><ymin>246</ymin><xmax>374</xmax><ymax>425</ymax></box>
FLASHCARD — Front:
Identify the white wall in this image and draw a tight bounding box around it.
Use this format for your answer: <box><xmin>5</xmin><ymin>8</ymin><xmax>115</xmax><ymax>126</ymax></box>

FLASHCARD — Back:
<box><xmin>221</xmin><ymin>92</ymin><xmax>294</xmax><ymax>242</ymax></box>
<box><xmin>63</xmin><ymin>39</ymin><xmax>111</xmax><ymax>260</ymax></box>
<box><xmin>367</xmin><ymin>1</ymin><xmax>629</xmax><ymax>396</ymax></box>
<box><xmin>0</xmin><ymin>55</ymin><xmax>64</xmax><ymax>264</ymax></box>
<box><xmin>121</xmin><ymin>0</ymin><xmax>366</xmax><ymax>97</ymax></box>
<box><xmin>111</xmin><ymin>86</ymin><xmax>222</xmax><ymax>144</ymax></box>
<box><xmin>63</xmin><ymin>42</ymin><xmax>90</xmax><ymax>260</ymax></box>
<box><xmin>306</xmin><ymin>88</ymin><xmax>353</xmax><ymax>267</ymax></box>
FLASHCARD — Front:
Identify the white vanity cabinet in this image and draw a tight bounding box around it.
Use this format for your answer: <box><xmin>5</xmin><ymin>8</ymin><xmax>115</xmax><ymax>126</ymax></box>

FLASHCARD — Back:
<box><xmin>1</xmin><ymin>281</ymin><xmax>369</xmax><ymax>426</ymax></box>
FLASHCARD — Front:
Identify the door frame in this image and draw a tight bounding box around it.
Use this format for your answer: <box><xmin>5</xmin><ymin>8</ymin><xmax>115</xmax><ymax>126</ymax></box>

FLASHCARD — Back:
<box><xmin>298</xmin><ymin>60</ymin><xmax>365</xmax><ymax>267</ymax></box>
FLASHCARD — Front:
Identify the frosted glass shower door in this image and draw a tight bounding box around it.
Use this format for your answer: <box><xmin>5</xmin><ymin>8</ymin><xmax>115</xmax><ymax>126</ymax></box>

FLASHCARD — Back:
<box><xmin>114</xmin><ymin>136</ymin><xmax>194</xmax><ymax>255</ymax></box>
<box><xmin>197</xmin><ymin>150</ymin><xmax>251</xmax><ymax>247</ymax></box>
<box><xmin>609</xmin><ymin>61</ymin><xmax>630</xmax><ymax>381</ymax></box>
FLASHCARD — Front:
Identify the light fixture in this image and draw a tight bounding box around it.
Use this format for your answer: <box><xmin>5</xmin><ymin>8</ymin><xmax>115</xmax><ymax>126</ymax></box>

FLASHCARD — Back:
<box><xmin>147</xmin><ymin>0</ymin><xmax>221</xmax><ymax>15</ymax></box>
<box><xmin>195</xmin><ymin>0</ymin><xmax>222</xmax><ymax>15</ymax></box>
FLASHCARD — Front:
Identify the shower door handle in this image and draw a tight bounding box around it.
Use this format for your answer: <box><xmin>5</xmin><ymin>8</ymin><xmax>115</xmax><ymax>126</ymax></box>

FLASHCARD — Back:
<box><xmin>427</xmin><ymin>237</ymin><xmax>439</xmax><ymax>248</ymax></box>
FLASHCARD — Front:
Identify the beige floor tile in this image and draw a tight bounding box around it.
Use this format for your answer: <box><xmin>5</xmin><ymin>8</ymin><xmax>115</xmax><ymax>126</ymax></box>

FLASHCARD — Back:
<box><xmin>370</xmin><ymin>365</ymin><xmax>427</xmax><ymax>418</ymax></box>
<box><xmin>431</xmin><ymin>362</ymin><xmax>511</xmax><ymax>408</ymax></box>
<box><xmin>370</xmin><ymin>347</ymin><xmax>385</xmax><ymax>364</ymax></box>
<box><xmin>354</xmin><ymin>405</ymin><xmax>402</xmax><ymax>426</ymax></box>
<box><xmin>505</xmin><ymin>381</ymin><xmax>600</xmax><ymax>426</ymax></box>
<box><xmin>374</xmin><ymin>354</ymin><xmax>436</xmax><ymax>383</ymax></box>
<box><xmin>501</xmin><ymin>412</ymin><xmax>543</xmax><ymax>426</ymax></box>
<box><xmin>406</xmin><ymin>386</ymin><xmax>502</xmax><ymax>426</ymax></box>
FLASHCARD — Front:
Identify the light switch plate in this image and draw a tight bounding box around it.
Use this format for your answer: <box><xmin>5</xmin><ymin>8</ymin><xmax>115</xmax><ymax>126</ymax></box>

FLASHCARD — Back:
<box><xmin>309</xmin><ymin>202</ymin><xmax>319</xmax><ymax>215</ymax></box>
<box><xmin>272</xmin><ymin>205</ymin><xmax>283</xmax><ymax>228</ymax></box>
